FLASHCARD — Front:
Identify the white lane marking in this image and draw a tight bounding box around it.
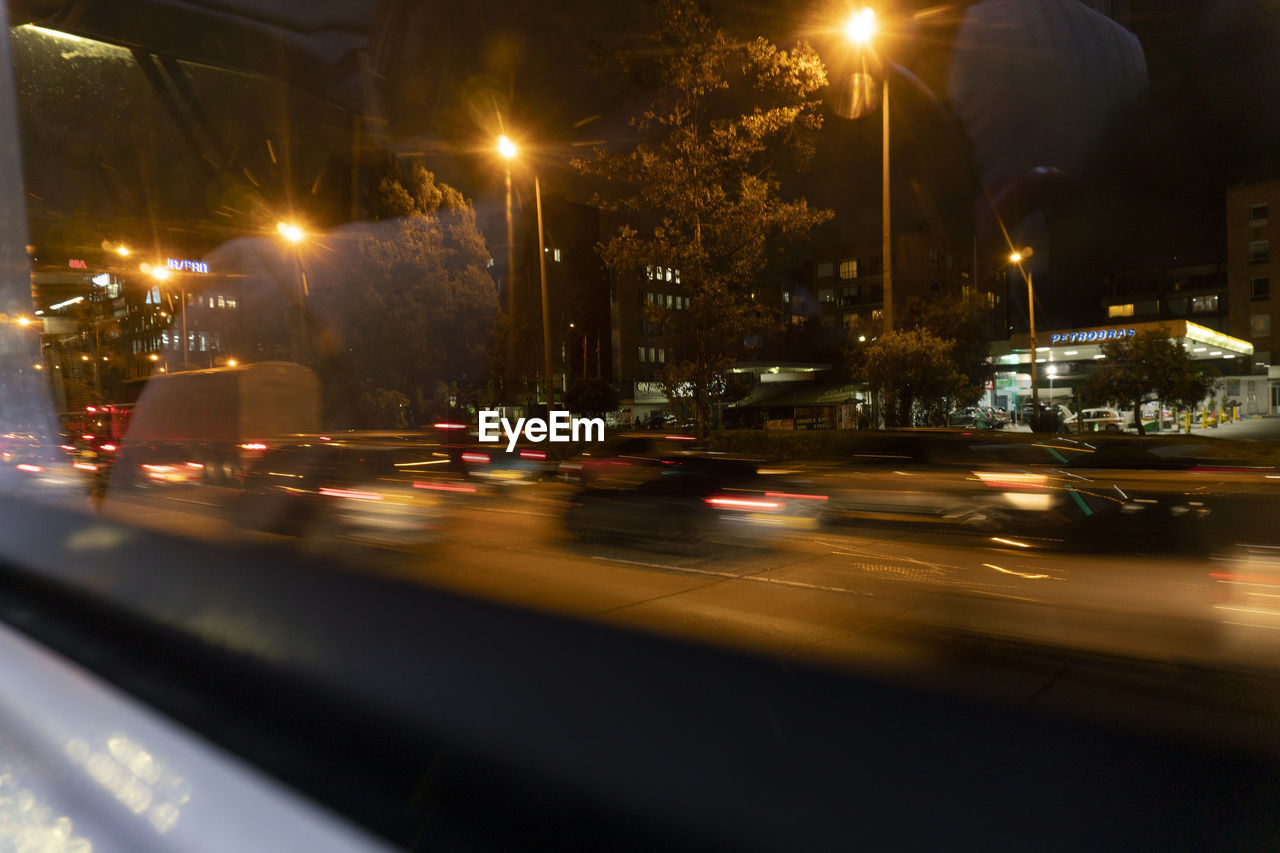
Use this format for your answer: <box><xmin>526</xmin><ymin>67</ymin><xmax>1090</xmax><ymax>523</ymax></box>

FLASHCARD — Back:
<box><xmin>590</xmin><ymin>555</ymin><xmax>878</xmax><ymax>597</ymax></box>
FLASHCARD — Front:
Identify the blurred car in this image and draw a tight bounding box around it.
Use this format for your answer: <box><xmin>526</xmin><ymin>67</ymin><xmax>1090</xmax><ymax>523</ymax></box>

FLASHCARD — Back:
<box><xmin>237</xmin><ymin>439</ymin><xmax>468</xmax><ymax>549</ymax></box>
<box><xmin>806</xmin><ymin>431</ymin><xmax>1231</xmax><ymax>548</ymax></box>
<box><xmin>558</xmin><ymin>432</ymin><xmax>702</xmax><ymax>485</ymax></box>
<box><xmin>563</xmin><ymin>452</ymin><xmax>826</xmax><ymax>551</ymax></box>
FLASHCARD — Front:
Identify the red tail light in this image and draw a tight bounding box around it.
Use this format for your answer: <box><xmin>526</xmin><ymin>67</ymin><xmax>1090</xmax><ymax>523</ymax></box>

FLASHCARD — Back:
<box><xmin>705</xmin><ymin>496</ymin><xmax>782</xmax><ymax>510</ymax></box>
<box><xmin>520</xmin><ymin>450</ymin><xmax>547</xmax><ymax>460</ymax></box>
<box><xmin>238</xmin><ymin>442</ymin><xmax>268</xmax><ymax>451</ymax></box>
<box><xmin>100</xmin><ymin>443</ymin><xmax>117</xmax><ymax>452</ymax></box>
<box><xmin>319</xmin><ymin>487</ymin><xmax>383</xmax><ymax>501</ymax></box>
<box><xmin>435</xmin><ymin>423</ymin><xmax>468</xmax><ymax>430</ymax></box>
<box><xmin>414</xmin><ymin>481</ymin><xmax>477</xmax><ymax>493</ymax></box>
<box><xmin>765</xmin><ymin>491</ymin><xmax>828</xmax><ymax>501</ymax></box>
<box><xmin>16</xmin><ymin>463</ymin><xmax>43</xmax><ymax>473</ymax></box>
<box><xmin>461</xmin><ymin>452</ymin><xmax>490</xmax><ymax>464</ymax></box>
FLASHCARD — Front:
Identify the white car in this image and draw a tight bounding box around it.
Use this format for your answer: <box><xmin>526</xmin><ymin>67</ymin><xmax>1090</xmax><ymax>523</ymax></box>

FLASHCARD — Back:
<box><xmin>1063</xmin><ymin>408</ymin><xmax>1127</xmax><ymax>432</ymax></box>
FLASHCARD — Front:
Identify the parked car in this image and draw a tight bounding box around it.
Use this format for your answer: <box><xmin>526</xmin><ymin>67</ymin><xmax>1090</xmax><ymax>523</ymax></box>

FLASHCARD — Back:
<box><xmin>1063</xmin><ymin>407</ymin><xmax>1126</xmax><ymax>432</ymax></box>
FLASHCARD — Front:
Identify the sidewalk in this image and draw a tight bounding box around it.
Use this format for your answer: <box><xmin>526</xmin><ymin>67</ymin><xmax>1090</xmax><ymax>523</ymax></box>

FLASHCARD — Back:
<box><xmin>1179</xmin><ymin>414</ymin><xmax>1280</xmax><ymax>441</ymax></box>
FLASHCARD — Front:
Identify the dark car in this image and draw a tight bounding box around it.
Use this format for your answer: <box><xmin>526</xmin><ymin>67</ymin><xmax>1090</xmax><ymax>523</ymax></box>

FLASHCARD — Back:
<box><xmin>237</xmin><ymin>439</ymin><xmax>469</xmax><ymax>550</ymax></box>
<box><xmin>557</xmin><ymin>432</ymin><xmax>702</xmax><ymax>486</ymax></box>
<box><xmin>563</xmin><ymin>452</ymin><xmax>826</xmax><ymax>551</ymax></box>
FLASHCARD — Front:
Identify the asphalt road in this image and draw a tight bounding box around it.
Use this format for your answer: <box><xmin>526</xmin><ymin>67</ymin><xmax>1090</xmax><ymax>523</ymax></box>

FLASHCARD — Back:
<box><xmin>101</xmin><ymin>480</ymin><xmax>1280</xmax><ymax>758</ymax></box>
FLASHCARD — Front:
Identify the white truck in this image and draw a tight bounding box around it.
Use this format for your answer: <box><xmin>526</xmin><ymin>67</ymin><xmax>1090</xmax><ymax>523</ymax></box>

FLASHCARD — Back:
<box><xmin>114</xmin><ymin>361</ymin><xmax>320</xmax><ymax>486</ymax></box>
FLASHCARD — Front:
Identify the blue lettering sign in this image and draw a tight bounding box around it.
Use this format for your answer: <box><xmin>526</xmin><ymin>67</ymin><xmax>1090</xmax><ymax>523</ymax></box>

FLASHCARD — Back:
<box><xmin>167</xmin><ymin>258</ymin><xmax>209</xmax><ymax>274</ymax></box>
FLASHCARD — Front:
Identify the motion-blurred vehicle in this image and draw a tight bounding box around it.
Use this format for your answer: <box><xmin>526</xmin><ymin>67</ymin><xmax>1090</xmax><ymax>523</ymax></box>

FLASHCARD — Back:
<box><xmin>807</xmin><ymin>431</ymin><xmax>1242</xmax><ymax>549</ymax></box>
<box><xmin>113</xmin><ymin>361</ymin><xmax>320</xmax><ymax>489</ymax></box>
<box><xmin>237</xmin><ymin>438</ymin><xmax>468</xmax><ymax>550</ymax></box>
<box><xmin>563</xmin><ymin>452</ymin><xmax>826</xmax><ymax>551</ymax></box>
<box><xmin>557</xmin><ymin>432</ymin><xmax>702</xmax><ymax>485</ymax></box>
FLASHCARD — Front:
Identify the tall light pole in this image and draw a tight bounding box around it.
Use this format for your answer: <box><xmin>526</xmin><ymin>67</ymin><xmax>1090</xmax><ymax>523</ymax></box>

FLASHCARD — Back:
<box><xmin>497</xmin><ymin>135</ymin><xmax>554</xmax><ymax>413</ymax></box>
<box><xmin>1010</xmin><ymin>248</ymin><xmax>1039</xmax><ymax>425</ymax></box>
<box><xmin>535</xmin><ymin>175</ymin><xmax>553</xmax><ymax>413</ymax></box>
<box><xmin>146</xmin><ymin>264</ymin><xmax>184</xmax><ymax>370</ymax></box>
<box><xmin>277</xmin><ymin>221</ymin><xmax>309</xmax><ymax>361</ymax></box>
<box><xmin>845</xmin><ymin>8</ymin><xmax>892</xmax><ymax>334</ymax></box>
<box><xmin>498</xmin><ymin>135</ymin><xmax>517</xmax><ymax>314</ymax></box>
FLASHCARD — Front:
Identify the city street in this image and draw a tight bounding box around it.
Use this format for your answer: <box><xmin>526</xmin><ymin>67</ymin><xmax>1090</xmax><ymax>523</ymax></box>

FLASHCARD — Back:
<box><xmin>102</xmin><ymin>480</ymin><xmax>1280</xmax><ymax>758</ymax></box>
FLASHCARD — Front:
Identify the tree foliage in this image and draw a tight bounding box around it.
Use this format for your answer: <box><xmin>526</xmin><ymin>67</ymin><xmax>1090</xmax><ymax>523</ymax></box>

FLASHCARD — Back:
<box><xmin>315</xmin><ymin>165</ymin><xmax>499</xmax><ymax>425</ymax></box>
<box><xmin>564</xmin><ymin>379</ymin><xmax>620</xmax><ymax>418</ymax></box>
<box><xmin>1084</xmin><ymin>328</ymin><xmax>1214</xmax><ymax>435</ymax></box>
<box><xmin>899</xmin><ymin>294</ymin><xmax>992</xmax><ymax>406</ymax></box>
<box><xmin>576</xmin><ymin>0</ymin><xmax>831</xmax><ymax>436</ymax></box>
<box><xmin>862</xmin><ymin>329</ymin><xmax>969</xmax><ymax>428</ymax></box>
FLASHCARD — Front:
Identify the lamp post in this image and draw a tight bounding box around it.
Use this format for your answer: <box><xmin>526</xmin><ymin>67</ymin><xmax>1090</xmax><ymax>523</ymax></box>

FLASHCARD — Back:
<box><xmin>277</xmin><ymin>221</ymin><xmax>309</xmax><ymax>361</ymax></box>
<box><xmin>1010</xmin><ymin>248</ymin><xmax>1039</xmax><ymax>426</ymax></box>
<box><xmin>496</xmin><ymin>135</ymin><xmax>554</xmax><ymax>414</ymax></box>
<box><xmin>498</xmin><ymin>135</ymin><xmax>517</xmax><ymax>314</ymax></box>
<box><xmin>845</xmin><ymin>8</ymin><xmax>892</xmax><ymax>335</ymax></box>
<box><xmin>146</xmin><ymin>264</ymin><xmax>185</xmax><ymax>370</ymax></box>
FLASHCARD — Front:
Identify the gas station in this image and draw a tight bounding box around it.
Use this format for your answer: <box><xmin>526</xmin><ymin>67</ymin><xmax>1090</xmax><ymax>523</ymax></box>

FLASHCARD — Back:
<box><xmin>986</xmin><ymin>320</ymin><xmax>1265</xmax><ymax>416</ymax></box>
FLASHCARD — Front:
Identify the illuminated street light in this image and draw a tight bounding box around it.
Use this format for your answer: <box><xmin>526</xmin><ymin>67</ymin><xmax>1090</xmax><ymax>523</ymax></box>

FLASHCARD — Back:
<box><xmin>145</xmin><ymin>264</ymin><xmax>171</xmax><ymax>282</ymax></box>
<box><xmin>845</xmin><ymin>8</ymin><xmax>876</xmax><ymax>45</ymax></box>
<box><xmin>226</xmin><ymin>358</ymin><xmax>238</xmax><ymax>367</ymax></box>
<box><xmin>277</xmin><ymin>221</ymin><xmax>304</xmax><ymax>244</ymax></box>
<box><xmin>841</xmin><ymin>6</ymin><xmax>892</xmax><ymax>334</ymax></box>
<box><xmin>495</xmin><ymin>132</ymin><xmax>554</xmax><ymax>413</ymax></box>
<box><xmin>115</xmin><ymin>245</ymin><xmax>130</xmax><ymax>257</ymax></box>
<box><xmin>1009</xmin><ymin>247</ymin><xmax>1040</xmax><ymax>426</ymax></box>
<box><xmin>16</xmin><ymin>317</ymin><xmax>31</xmax><ymax>327</ymax></box>
<box><xmin>149</xmin><ymin>353</ymin><xmax>159</xmax><ymax>361</ymax></box>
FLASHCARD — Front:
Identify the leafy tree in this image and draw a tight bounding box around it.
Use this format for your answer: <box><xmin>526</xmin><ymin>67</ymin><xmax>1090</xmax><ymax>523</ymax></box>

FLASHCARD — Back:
<box><xmin>862</xmin><ymin>329</ymin><xmax>968</xmax><ymax>428</ymax></box>
<box><xmin>358</xmin><ymin>388</ymin><xmax>410</xmax><ymax>428</ymax></box>
<box><xmin>899</xmin><ymin>294</ymin><xmax>991</xmax><ymax>408</ymax></box>
<box><xmin>314</xmin><ymin>165</ymin><xmax>499</xmax><ymax>426</ymax></box>
<box><xmin>1084</xmin><ymin>328</ymin><xmax>1213</xmax><ymax>435</ymax></box>
<box><xmin>564</xmin><ymin>379</ymin><xmax>620</xmax><ymax>418</ymax></box>
<box><xmin>576</xmin><ymin>0</ymin><xmax>831</xmax><ymax>437</ymax></box>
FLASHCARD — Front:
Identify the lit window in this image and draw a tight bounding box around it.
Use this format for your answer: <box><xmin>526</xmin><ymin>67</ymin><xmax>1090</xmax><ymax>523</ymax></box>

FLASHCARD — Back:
<box><xmin>1191</xmin><ymin>294</ymin><xmax>1220</xmax><ymax>313</ymax></box>
<box><xmin>817</xmin><ymin>262</ymin><xmax>834</xmax><ymax>279</ymax></box>
<box><xmin>217</xmin><ymin>295</ymin><xmax>225</xmax><ymax>308</ymax></box>
<box><xmin>1108</xmin><ymin>303</ymin><xmax>1135</xmax><ymax>318</ymax></box>
<box><xmin>659</xmin><ymin>348</ymin><xmax>666</xmax><ymax>363</ymax></box>
<box><xmin>1252</xmin><ymin>313</ymin><xmax>1271</xmax><ymax>338</ymax></box>
<box><xmin>227</xmin><ymin>299</ymin><xmax>237</xmax><ymax>309</ymax></box>
<box><xmin>648</xmin><ymin>347</ymin><xmax>656</xmax><ymax>363</ymax></box>
<box><xmin>1250</xmin><ymin>203</ymin><xmax>1269</xmax><ymax>226</ymax></box>
<box><xmin>553</xmin><ymin>249</ymin><xmax>561</xmax><ymax>262</ymax></box>
<box><xmin>647</xmin><ymin>292</ymin><xmax>654</xmax><ymax>304</ymax></box>
<box><xmin>1251</xmin><ymin>277</ymin><xmax>1270</xmax><ymax>300</ymax></box>
<box><xmin>1250</xmin><ymin>240</ymin><xmax>1269</xmax><ymax>264</ymax></box>
<box><xmin>637</xmin><ymin>346</ymin><xmax>645</xmax><ymax>362</ymax></box>
<box><xmin>783</xmin><ymin>290</ymin><xmax>790</xmax><ymax>303</ymax></box>
<box><xmin>838</xmin><ymin>259</ymin><xmax>857</xmax><ymax>280</ymax></box>
<box><xmin>666</xmin><ymin>294</ymin><xmax>673</xmax><ymax>309</ymax></box>
<box><xmin>673</xmin><ymin>269</ymin><xmax>680</xmax><ymax>284</ymax></box>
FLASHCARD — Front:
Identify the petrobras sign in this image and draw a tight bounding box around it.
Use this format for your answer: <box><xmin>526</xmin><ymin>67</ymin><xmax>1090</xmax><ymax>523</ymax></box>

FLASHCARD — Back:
<box><xmin>1049</xmin><ymin>328</ymin><xmax>1136</xmax><ymax>345</ymax></box>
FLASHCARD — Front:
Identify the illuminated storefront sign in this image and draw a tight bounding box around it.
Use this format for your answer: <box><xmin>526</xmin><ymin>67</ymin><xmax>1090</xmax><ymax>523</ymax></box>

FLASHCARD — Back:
<box><xmin>68</xmin><ymin>259</ymin><xmax>87</xmax><ymax>269</ymax></box>
<box><xmin>166</xmin><ymin>258</ymin><xmax>209</xmax><ymax>274</ymax></box>
<box><xmin>1049</xmin><ymin>328</ymin><xmax>1135</xmax><ymax>344</ymax></box>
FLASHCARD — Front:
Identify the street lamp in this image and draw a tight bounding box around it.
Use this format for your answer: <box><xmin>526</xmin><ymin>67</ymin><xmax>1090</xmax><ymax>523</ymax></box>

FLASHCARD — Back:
<box><xmin>1010</xmin><ymin>247</ymin><xmax>1039</xmax><ymax>425</ymax></box>
<box><xmin>843</xmin><ymin>7</ymin><xmax>892</xmax><ymax>335</ymax></box>
<box><xmin>277</xmin><ymin>221</ymin><xmax>310</xmax><ymax>360</ymax></box>
<box><xmin>497</xmin><ymin>135</ymin><xmax>517</xmax><ymax>314</ymax></box>
<box><xmin>497</xmin><ymin>134</ymin><xmax>554</xmax><ymax>414</ymax></box>
<box><xmin>145</xmin><ymin>263</ymin><xmax>185</xmax><ymax>371</ymax></box>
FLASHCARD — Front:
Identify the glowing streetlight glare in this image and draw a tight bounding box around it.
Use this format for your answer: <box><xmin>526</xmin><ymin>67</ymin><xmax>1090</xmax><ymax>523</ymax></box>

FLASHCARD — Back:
<box><xmin>147</xmin><ymin>265</ymin><xmax>170</xmax><ymax>282</ymax></box>
<box><xmin>16</xmin><ymin>317</ymin><xmax>31</xmax><ymax>326</ymax></box>
<box><xmin>846</xmin><ymin>8</ymin><xmax>876</xmax><ymax>45</ymax></box>
<box><xmin>277</xmin><ymin>222</ymin><xmax>304</xmax><ymax>243</ymax></box>
<box><xmin>149</xmin><ymin>354</ymin><xmax>159</xmax><ymax>361</ymax></box>
<box><xmin>115</xmin><ymin>246</ymin><xmax>130</xmax><ymax>256</ymax></box>
<box><xmin>497</xmin><ymin>135</ymin><xmax>517</xmax><ymax>160</ymax></box>
<box><xmin>226</xmin><ymin>358</ymin><xmax>238</xmax><ymax>367</ymax></box>
<box><xmin>1009</xmin><ymin>251</ymin><xmax>1023</xmax><ymax>263</ymax></box>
